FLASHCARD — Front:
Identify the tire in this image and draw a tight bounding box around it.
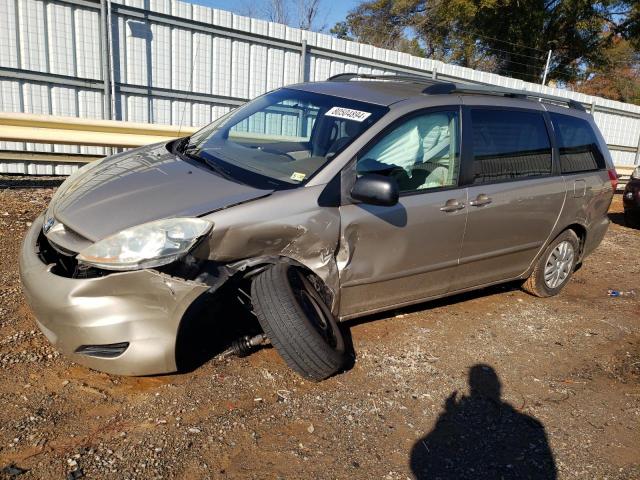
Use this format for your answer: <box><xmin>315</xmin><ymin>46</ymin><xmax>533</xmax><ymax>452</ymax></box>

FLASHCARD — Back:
<box><xmin>522</xmin><ymin>229</ymin><xmax>579</xmax><ymax>298</ymax></box>
<box><xmin>251</xmin><ymin>263</ymin><xmax>347</xmax><ymax>381</ymax></box>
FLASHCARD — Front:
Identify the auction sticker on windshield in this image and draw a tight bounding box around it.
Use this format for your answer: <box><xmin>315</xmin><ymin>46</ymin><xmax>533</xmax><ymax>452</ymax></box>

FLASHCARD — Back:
<box><xmin>325</xmin><ymin>107</ymin><xmax>372</xmax><ymax>122</ymax></box>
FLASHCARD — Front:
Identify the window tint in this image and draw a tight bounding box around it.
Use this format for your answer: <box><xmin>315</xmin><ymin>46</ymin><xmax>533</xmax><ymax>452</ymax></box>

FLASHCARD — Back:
<box><xmin>471</xmin><ymin>109</ymin><xmax>552</xmax><ymax>184</ymax></box>
<box><xmin>357</xmin><ymin>110</ymin><xmax>460</xmax><ymax>193</ymax></box>
<box><xmin>550</xmin><ymin>113</ymin><xmax>605</xmax><ymax>173</ymax></box>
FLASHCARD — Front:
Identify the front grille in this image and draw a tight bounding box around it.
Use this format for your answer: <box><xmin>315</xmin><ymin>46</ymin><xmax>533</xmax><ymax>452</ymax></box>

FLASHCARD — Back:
<box><xmin>36</xmin><ymin>231</ymin><xmax>107</xmax><ymax>279</ymax></box>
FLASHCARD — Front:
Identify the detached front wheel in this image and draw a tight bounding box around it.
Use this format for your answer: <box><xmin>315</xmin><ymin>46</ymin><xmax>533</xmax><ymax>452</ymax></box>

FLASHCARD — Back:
<box><xmin>251</xmin><ymin>263</ymin><xmax>347</xmax><ymax>381</ymax></box>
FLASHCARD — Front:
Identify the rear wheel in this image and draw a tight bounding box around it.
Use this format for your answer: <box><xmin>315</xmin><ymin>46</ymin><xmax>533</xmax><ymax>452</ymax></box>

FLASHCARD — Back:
<box><xmin>522</xmin><ymin>230</ymin><xmax>579</xmax><ymax>297</ymax></box>
<box><xmin>251</xmin><ymin>263</ymin><xmax>346</xmax><ymax>381</ymax></box>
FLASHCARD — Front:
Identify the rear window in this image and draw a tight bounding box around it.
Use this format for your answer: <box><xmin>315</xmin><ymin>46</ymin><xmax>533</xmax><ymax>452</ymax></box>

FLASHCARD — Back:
<box><xmin>471</xmin><ymin>109</ymin><xmax>552</xmax><ymax>184</ymax></box>
<box><xmin>549</xmin><ymin>113</ymin><xmax>605</xmax><ymax>173</ymax></box>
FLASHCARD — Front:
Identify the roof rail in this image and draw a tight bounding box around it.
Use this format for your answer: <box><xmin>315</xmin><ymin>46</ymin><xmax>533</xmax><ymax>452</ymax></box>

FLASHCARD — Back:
<box><xmin>423</xmin><ymin>82</ymin><xmax>587</xmax><ymax>111</ymax></box>
<box><xmin>327</xmin><ymin>73</ymin><xmax>362</xmax><ymax>82</ymax></box>
<box><xmin>326</xmin><ymin>72</ymin><xmax>587</xmax><ymax>112</ymax></box>
<box><xmin>327</xmin><ymin>72</ymin><xmax>437</xmax><ymax>85</ymax></box>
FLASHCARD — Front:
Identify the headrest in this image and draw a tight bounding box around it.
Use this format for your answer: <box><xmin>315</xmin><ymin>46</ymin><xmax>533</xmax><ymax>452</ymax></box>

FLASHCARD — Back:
<box><xmin>344</xmin><ymin>120</ymin><xmax>361</xmax><ymax>137</ymax></box>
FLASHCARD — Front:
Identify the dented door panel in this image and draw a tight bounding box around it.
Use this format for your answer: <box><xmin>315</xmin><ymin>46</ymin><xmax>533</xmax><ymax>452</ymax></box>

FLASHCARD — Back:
<box><xmin>337</xmin><ymin>189</ymin><xmax>468</xmax><ymax>319</ymax></box>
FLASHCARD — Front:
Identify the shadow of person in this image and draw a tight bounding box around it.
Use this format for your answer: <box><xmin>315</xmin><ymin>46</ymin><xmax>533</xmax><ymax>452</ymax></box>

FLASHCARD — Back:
<box><xmin>410</xmin><ymin>364</ymin><xmax>557</xmax><ymax>480</ymax></box>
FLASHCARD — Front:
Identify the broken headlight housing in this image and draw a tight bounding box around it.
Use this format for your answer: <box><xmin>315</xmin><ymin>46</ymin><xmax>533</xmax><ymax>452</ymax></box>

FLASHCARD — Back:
<box><xmin>76</xmin><ymin>218</ymin><xmax>212</xmax><ymax>271</ymax></box>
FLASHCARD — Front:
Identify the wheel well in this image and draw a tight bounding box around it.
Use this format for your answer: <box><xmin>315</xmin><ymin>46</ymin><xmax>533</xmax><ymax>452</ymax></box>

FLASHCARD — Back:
<box><xmin>239</xmin><ymin>257</ymin><xmax>335</xmax><ymax>312</ymax></box>
<box><xmin>527</xmin><ymin>224</ymin><xmax>588</xmax><ymax>278</ymax></box>
<box><xmin>565</xmin><ymin>223</ymin><xmax>587</xmax><ymax>257</ymax></box>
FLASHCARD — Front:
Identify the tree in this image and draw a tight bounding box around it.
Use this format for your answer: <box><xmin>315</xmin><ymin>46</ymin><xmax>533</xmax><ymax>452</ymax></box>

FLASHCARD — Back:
<box><xmin>240</xmin><ymin>0</ymin><xmax>325</xmax><ymax>30</ymax></box>
<box><xmin>297</xmin><ymin>0</ymin><xmax>322</xmax><ymax>30</ymax></box>
<box><xmin>332</xmin><ymin>0</ymin><xmax>638</xmax><ymax>86</ymax></box>
<box><xmin>265</xmin><ymin>0</ymin><xmax>289</xmax><ymax>25</ymax></box>
<box><xmin>573</xmin><ymin>36</ymin><xmax>640</xmax><ymax>104</ymax></box>
<box><xmin>615</xmin><ymin>0</ymin><xmax>640</xmax><ymax>50</ymax></box>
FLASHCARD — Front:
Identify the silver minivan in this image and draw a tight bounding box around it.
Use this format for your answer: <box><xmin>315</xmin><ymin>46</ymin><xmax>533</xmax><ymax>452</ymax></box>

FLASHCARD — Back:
<box><xmin>20</xmin><ymin>75</ymin><xmax>617</xmax><ymax>380</ymax></box>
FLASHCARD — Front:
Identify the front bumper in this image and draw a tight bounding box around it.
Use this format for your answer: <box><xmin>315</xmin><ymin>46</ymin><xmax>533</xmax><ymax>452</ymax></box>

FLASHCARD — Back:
<box><xmin>19</xmin><ymin>215</ymin><xmax>209</xmax><ymax>375</ymax></box>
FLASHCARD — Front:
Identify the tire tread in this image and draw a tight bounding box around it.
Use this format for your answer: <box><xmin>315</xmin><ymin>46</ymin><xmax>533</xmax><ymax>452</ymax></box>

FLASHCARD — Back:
<box><xmin>251</xmin><ymin>264</ymin><xmax>345</xmax><ymax>381</ymax></box>
<box><xmin>522</xmin><ymin>229</ymin><xmax>579</xmax><ymax>298</ymax></box>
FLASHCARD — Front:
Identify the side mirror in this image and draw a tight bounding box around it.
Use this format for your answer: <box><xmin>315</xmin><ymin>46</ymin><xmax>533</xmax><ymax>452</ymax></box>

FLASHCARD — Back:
<box><xmin>350</xmin><ymin>173</ymin><xmax>399</xmax><ymax>207</ymax></box>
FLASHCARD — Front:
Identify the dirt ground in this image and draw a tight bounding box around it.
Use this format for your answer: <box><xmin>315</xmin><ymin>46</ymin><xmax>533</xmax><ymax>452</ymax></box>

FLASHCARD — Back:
<box><xmin>0</xmin><ymin>178</ymin><xmax>638</xmax><ymax>480</ymax></box>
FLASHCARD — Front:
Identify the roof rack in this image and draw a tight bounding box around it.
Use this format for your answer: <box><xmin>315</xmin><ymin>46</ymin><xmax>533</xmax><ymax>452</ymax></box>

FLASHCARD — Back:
<box><xmin>327</xmin><ymin>72</ymin><xmax>437</xmax><ymax>86</ymax></box>
<box><xmin>422</xmin><ymin>82</ymin><xmax>586</xmax><ymax>111</ymax></box>
<box><xmin>327</xmin><ymin>73</ymin><xmax>361</xmax><ymax>82</ymax></box>
<box><xmin>326</xmin><ymin>72</ymin><xmax>586</xmax><ymax>112</ymax></box>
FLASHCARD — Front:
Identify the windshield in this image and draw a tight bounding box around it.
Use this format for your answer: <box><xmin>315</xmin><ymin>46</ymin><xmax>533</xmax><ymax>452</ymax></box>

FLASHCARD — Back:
<box><xmin>182</xmin><ymin>88</ymin><xmax>388</xmax><ymax>189</ymax></box>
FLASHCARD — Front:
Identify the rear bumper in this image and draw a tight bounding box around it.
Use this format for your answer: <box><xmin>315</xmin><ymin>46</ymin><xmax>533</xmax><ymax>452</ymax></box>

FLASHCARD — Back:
<box><xmin>19</xmin><ymin>215</ymin><xmax>209</xmax><ymax>375</ymax></box>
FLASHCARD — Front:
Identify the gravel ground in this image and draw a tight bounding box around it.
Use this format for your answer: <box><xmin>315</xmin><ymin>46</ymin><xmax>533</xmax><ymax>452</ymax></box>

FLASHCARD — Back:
<box><xmin>0</xmin><ymin>177</ymin><xmax>638</xmax><ymax>479</ymax></box>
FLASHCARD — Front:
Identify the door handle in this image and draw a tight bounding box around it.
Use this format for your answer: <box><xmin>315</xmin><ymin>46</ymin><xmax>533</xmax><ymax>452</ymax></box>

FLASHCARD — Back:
<box><xmin>440</xmin><ymin>199</ymin><xmax>466</xmax><ymax>212</ymax></box>
<box><xmin>469</xmin><ymin>194</ymin><xmax>492</xmax><ymax>207</ymax></box>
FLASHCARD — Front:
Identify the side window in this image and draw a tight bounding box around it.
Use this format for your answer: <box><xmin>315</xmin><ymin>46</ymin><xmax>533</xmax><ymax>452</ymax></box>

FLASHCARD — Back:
<box><xmin>356</xmin><ymin>110</ymin><xmax>460</xmax><ymax>193</ymax></box>
<box><xmin>471</xmin><ymin>109</ymin><xmax>552</xmax><ymax>184</ymax></box>
<box><xmin>550</xmin><ymin>113</ymin><xmax>605</xmax><ymax>173</ymax></box>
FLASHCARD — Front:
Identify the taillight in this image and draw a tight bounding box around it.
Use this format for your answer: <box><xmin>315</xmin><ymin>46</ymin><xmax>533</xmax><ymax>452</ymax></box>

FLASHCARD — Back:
<box><xmin>608</xmin><ymin>169</ymin><xmax>618</xmax><ymax>191</ymax></box>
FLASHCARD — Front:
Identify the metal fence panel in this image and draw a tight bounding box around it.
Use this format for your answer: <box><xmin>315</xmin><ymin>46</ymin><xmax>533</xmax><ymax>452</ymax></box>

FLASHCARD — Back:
<box><xmin>0</xmin><ymin>0</ymin><xmax>19</xmax><ymax>69</ymax></box>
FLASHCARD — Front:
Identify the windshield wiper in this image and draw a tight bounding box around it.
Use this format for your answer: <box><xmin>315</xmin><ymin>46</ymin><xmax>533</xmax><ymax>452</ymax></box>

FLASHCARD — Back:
<box><xmin>201</xmin><ymin>156</ymin><xmax>238</xmax><ymax>182</ymax></box>
<box><xmin>174</xmin><ymin>136</ymin><xmax>192</xmax><ymax>153</ymax></box>
<box><xmin>181</xmin><ymin>148</ymin><xmax>242</xmax><ymax>184</ymax></box>
<box><xmin>174</xmin><ymin>137</ymin><xmax>244</xmax><ymax>183</ymax></box>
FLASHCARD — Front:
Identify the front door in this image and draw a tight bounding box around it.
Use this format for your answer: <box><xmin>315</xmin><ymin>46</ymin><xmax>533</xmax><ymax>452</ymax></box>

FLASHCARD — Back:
<box><xmin>337</xmin><ymin>108</ymin><xmax>468</xmax><ymax>318</ymax></box>
<box><xmin>454</xmin><ymin>107</ymin><xmax>566</xmax><ymax>290</ymax></box>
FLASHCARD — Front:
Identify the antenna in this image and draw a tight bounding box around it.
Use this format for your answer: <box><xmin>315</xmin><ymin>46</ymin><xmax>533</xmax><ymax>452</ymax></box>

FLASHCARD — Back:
<box><xmin>178</xmin><ymin>29</ymin><xmax>204</xmax><ymax>136</ymax></box>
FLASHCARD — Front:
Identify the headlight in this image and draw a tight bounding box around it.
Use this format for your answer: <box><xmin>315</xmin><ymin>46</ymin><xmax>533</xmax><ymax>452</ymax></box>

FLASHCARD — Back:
<box><xmin>632</xmin><ymin>167</ymin><xmax>640</xmax><ymax>180</ymax></box>
<box><xmin>42</xmin><ymin>206</ymin><xmax>55</xmax><ymax>234</ymax></box>
<box><xmin>76</xmin><ymin>218</ymin><xmax>212</xmax><ymax>271</ymax></box>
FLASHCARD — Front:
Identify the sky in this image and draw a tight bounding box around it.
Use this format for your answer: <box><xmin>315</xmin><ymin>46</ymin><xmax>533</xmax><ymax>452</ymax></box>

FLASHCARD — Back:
<box><xmin>192</xmin><ymin>0</ymin><xmax>360</xmax><ymax>31</ymax></box>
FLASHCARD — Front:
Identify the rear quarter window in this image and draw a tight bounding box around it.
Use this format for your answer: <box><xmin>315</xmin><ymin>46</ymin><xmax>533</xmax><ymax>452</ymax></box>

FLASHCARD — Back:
<box><xmin>470</xmin><ymin>109</ymin><xmax>552</xmax><ymax>184</ymax></box>
<box><xmin>549</xmin><ymin>113</ymin><xmax>606</xmax><ymax>173</ymax></box>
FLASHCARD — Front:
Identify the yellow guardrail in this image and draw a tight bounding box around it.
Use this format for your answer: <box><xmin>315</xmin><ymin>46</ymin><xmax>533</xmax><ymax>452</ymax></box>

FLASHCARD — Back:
<box><xmin>0</xmin><ymin>112</ymin><xmax>636</xmax><ymax>184</ymax></box>
<box><xmin>0</xmin><ymin>112</ymin><xmax>198</xmax><ymax>148</ymax></box>
<box><xmin>616</xmin><ymin>165</ymin><xmax>635</xmax><ymax>176</ymax></box>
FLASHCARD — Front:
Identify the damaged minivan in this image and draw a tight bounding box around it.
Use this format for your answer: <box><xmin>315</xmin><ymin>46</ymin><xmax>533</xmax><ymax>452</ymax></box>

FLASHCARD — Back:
<box><xmin>20</xmin><ymin>74</ymin><xmax>617</xmax><ymax>380</ymax></box>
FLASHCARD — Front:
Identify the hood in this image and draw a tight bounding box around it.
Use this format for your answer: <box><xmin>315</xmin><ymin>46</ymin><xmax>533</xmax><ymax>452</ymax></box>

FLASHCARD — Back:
<box><xmin>49</xmin><ymin>143</ymin><xmax>272</xmax><ymax>243</ymax></box>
